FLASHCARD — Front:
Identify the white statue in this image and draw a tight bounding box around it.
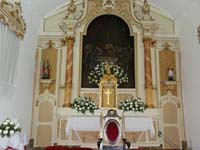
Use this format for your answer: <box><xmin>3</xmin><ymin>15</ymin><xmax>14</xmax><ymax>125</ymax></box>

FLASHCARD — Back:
<box><xmin>168</xmin><ymin>68</ymin><xmax>174</xmax><ymax>81</ymax></box>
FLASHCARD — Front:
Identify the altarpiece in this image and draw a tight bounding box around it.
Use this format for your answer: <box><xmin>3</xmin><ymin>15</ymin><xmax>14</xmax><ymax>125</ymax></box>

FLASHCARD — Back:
<box><xmin>31</xmin><ymin>0</ymin><xmax>186</xmax><ymax>149</ymax></box>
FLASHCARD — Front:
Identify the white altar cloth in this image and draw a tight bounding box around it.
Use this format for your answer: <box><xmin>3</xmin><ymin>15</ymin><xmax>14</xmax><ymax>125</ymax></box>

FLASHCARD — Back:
<box><xmin>125</xmin><ymin>117</ymin><xmax>155</xmax><ymax>135</ymax></box>
<box><xmin>66</xmin><ymin>117</ymin><xmax>100</xmax><ymax>134</ymax></box>
<box><xmin>65</xmin><ymin>116</ymin><xmax>155</xmax><ymax>135</ymax></box>
<box><xmin>0</xmin><ymin>133</ymin><xmax>27</xmax><ymax>150</ymax></box>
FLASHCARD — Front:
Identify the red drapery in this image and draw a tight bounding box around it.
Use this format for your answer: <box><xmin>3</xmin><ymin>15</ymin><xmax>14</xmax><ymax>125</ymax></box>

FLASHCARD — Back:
<box><xmin>106</xmin><ymin>121</ymin><xmax>119</xmax><ymax>143</ymax></box>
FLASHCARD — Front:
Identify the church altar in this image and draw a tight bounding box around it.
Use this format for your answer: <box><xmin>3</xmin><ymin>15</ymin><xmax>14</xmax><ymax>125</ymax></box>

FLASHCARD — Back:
<box><xmin>65</xmin><ymin>115</ymin><xmax>155</xmax><ymax>135</ymax></box>
<box><xmin>56</xmin><ymin>108</ymin><xmax>160</xmax><ymax>147</ymax></box>
<box><xmin>31</xmin><ymin>0</ymin><xmax>186</xmax><ymax>149</ymax></box>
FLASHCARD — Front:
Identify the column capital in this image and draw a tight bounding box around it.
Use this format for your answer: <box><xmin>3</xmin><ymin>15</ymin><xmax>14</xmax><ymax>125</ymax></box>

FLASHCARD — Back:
<box><xmin>65</xmin><ymin>36</ymin><xmax>75</xmax><ymax>42</ymax></box>
<box><xmin>62</xmin><ymin>36</ymin><xmax>75</xmax><ymax>46</ymax></box>
<box><xmin>143</xmin><ymin>37</ymin><xmax>152</xmax><ymax>42</ymax></box>
<box><xmin>143</xmin><ymin>37</ymin><xmax>157</xmax><ymax>47</ymax></box>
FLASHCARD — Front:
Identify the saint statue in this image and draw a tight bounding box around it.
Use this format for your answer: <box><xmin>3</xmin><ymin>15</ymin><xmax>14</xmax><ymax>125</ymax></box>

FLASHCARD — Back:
<box><xmin>42</xmin><ymin>59</ymin><xmax>50</xmax><ymax>79</ymax></box>
<box><xmin>168</xmin><ymin>68</ymin><xmax>174</xmax><ymax>81</ymax></box>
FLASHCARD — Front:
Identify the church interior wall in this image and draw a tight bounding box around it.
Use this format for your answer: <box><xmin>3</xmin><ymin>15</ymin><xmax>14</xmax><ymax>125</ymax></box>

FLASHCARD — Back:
<box><xmin>30</xmin><ymin>0</ymin><xmax>186</xmax><ymax>148</ymax></box>
<box><xmin>0</xmin><ymin>0</ymin><xmax>200</xmax><ymax>149</ymax></box>
<box><xmin>176</xmin><ymin>3</ymin><xmax>200</xmax><ymax>149</ymax></box>
<box><xmin>0</xmin><ymin>0</ymin><xmax>66</xmax><ymax>139</ymax></box>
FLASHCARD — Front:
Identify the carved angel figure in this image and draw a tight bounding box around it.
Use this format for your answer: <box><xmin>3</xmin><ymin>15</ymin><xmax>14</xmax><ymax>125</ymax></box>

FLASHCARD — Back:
<box><xmin>142</xmin><ymin>0</ymin><xmax>150</xmax><ymax>15</ymax></box>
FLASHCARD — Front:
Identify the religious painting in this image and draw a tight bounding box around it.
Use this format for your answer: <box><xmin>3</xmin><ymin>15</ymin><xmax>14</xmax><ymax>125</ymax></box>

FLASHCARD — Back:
<box><xmin>81</xmin><ymin>15</ymin><xmax>135</xmax><ymax>88</ymax></box>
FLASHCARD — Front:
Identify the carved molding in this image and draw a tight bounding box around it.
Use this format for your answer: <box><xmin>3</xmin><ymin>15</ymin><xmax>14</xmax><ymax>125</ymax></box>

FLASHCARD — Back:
<box><xmin>36</xmin><ymin>89</ymin><xmax>57</xmax><ymax>107</ymax></box>
<box><xmin>58</xmin><ymin>0</ymin><xmax>160</xmax><ymax>37</ymax></box>
<box><xmin>103</xmin><ymin>0</ymin><xmax>115</xmax><ymax>12</ymax></box>
<box><xmin>80</xmin><ymin>0</ymin><xmax>141</xmax><ymax>34</ymax></box>
<box><xmin>37</xmin><ymin>38</ymin><xmax>63</xmax><ymax>49</ymax></box>
<box><xmin>0</xmin><ymin>0</ymin><xmax>26</xmax><ymax>38</ymax></box>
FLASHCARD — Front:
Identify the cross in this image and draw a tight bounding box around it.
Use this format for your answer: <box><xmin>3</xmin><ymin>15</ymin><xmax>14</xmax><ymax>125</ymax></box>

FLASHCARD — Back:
<box><xmin>104</xmin><ymin>88</ymin><xmax>112</xmax><ymax>105</ymax></box>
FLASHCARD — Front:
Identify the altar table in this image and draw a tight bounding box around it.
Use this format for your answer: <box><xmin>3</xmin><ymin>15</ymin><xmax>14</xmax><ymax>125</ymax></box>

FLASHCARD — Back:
<box><xmin>65</xmin><ymin>116</ymin><xmax>155</xmax><ymax>135</ymax></box>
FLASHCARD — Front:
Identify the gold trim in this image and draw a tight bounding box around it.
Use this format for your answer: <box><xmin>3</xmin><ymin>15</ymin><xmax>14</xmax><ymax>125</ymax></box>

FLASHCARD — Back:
<box><xmin>30</xmin><ymin>48</ymin><xmax>39</xmax><ymax>137</ymax></box>
<box><xmin>80</xmin><ymin>0</ymin><xmax>140</xmax><ymax>36</ymax></box>
<box><xmin>79</xmin><ymin>16</ymin><xmax>138</xmax><ymax>98</ymax></box>
<box><xmin>81</xmin><ymin>13</ymin><xmax>135</xmax><ymax>36</ymax></box>
<box><xmin>99</xmin><ymin>68</ymin><xmax>118</xmax><ymax>108</ymax></box>
<box><xmin>0</xmin><ymin>1</ymin><xmax>26</xmax><ymax>38</ymax></box>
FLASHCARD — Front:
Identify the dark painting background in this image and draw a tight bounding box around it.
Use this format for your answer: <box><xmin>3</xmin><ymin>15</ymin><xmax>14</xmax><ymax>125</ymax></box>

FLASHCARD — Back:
<box><xmin>81</xmin><ymin>15</ymin><xmax>135</xmax><ymax>88</ymax></box>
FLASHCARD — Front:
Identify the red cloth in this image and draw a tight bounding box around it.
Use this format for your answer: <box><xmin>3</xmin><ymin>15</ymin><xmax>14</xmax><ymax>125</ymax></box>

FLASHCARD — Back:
<box><xmin>5</xmin><ymin>146</ymin><xmax>27</xmax><ymax>150</ymax></box>
<box><xmin>44</xmin><ymin>146</ymin><xmax>93</xmax><ymax>150</ymax></box>
<box><xmin>5</xmin><ymin>147</ymin><xmax>15</xmax><ymax>150</ymax></box>
<box><xmin>106</xmin><ymin>121</ymin><xmax>119</xmax><ymax>143</ymax></box>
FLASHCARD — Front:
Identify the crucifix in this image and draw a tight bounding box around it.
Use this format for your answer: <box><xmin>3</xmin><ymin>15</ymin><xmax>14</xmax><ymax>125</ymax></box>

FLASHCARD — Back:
<box><xmin>104</xmin><ymin>88</ymin><xmax>112</xmax><ymax>105</ymax></box>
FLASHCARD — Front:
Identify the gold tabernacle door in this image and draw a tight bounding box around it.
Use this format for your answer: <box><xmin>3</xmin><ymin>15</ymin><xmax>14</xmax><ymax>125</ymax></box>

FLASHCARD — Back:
<box><xmin>99</xmin><ymin>67</ymin><xmax>118</xmax><ymax>107</ymax></box>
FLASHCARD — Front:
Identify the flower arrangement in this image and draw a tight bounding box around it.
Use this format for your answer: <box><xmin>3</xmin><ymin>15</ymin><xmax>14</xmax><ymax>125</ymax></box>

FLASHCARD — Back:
<box><xmin>71</xmin><ymin>97</ymin><xmax>98</xmax><ymax>114</ymax></box>
<box><xmin>118</xmin><ymin>97</ymin><xmax>146</xmax><ymax>112</ymax></box>
<box><xmin>88</xmin><ymin>61</ymin><xmax>128</xmax><ymax>86</ymax></box>
<box><xmin>0</xmin><ymin>118</ymin><xmax>21</xmax><ymax>137</ymax></box>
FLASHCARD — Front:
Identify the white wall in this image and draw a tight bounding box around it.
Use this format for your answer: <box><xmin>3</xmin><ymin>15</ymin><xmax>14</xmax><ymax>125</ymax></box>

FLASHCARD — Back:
<box><xmin>0</xmin><ymin>0</ymin><xmax>66</xmax><ymax>138</ymax></box>
<box><xmin>151</xmin><ymin>0</ymin><xmax>200</xmax><ymax>149</ymax></box>
<box><xmin>1</xmin><ymin>0</ymin><xmax>200</xmax><ymax>148</ymax></box>
<box><xmin>177</xmin><ymin>3</ymin><xmax>200</xmax><ymax>150</ymax></box>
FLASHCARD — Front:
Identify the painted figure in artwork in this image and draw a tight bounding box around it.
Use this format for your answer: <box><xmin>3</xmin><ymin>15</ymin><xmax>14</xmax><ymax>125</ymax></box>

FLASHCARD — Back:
<box><xmin>168</xmin><ymin>68</ymin><xmax>174</xmax><ymax>81</ymax></box>
<box><xmin>42</xmin><ymin>59</ymin><xmax>50</xmax><ymax>79</ymax></box>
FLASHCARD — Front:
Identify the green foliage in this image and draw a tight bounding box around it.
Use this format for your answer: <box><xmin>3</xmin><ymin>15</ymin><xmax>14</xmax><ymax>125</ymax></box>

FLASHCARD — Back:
<box><xmin>0</xmin><ymin>118</ymin><xmax>21</xmax><ymax>137</ymax></box>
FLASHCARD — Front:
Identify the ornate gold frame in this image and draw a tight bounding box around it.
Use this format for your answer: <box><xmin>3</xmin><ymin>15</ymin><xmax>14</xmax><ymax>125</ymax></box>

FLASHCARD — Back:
<box><xmin>79</xmin><ymin>16</ymin><xmax>138</xmax><ymax>96</ymax></box>
<box><xmin>99</xmin><ymin>69</ymin><xmax>118</xmax><ymax>108</ymax></box>
<box><xmin>0</xmin><ymin>1</ymin><xmax>26</xmax><ymax>38</ymax></box>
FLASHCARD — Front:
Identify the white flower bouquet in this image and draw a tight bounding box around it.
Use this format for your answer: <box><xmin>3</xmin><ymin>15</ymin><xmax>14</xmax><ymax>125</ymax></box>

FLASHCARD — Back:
<box><xmin>118</xmin><ymin>97</ymin><xmax>146</xmax><ymax>112</ymax></box>
<box><xmin>0</xmin><ymin>118</ymin><xmax>21</xmax><ymax>137</ymax></box>
<box><xmin>71</xmin><ymin>97</ymin><xmax>98</xmax><ymax>114</ymax></box>
<box><xmin>88</xmin><ymin>61</ymin><xmax>128</xmax><ymax>86</ymax></box>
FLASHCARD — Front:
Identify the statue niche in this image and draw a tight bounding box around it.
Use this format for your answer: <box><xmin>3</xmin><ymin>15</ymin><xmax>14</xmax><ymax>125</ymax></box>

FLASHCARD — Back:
<box><xmin>99</xmin><ymin>66</ymin><xmax>118</xmax><ymax>107</ymax></box>
<box><xmin>81</xmin><ymin>15</ymin><xmax>135</xmax><ymax>88</ymax></box>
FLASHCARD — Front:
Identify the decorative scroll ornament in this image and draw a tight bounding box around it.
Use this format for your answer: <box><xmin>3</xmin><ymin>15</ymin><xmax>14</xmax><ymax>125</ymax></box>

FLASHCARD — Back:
<box><xmin>141</xmin><ymin>0</ymin><xmax>158</xmax><ymax>38</ymax></box>
<box><xmin>142</xmin><ymin>0</ymin><xmax>154</xmax><ymax>21</ymax></box>
<box><xmin>65</xmin><ymin>0</ymin><xmax>76</xmax><ymax>19</ymax></box>
<box><xmin>59</xmin><ymin>0</ymin><xmax>78</xmax><ymax>37</ymax></box>
<box><xmin>142</xmin><ymin>0</ymin><xmax>150</xmax><ymax>16</ymax></box>
<box><xmin>0</xmin><ymin>0</ymin><xmax>26</xmax><ymax>38</ymax></box>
